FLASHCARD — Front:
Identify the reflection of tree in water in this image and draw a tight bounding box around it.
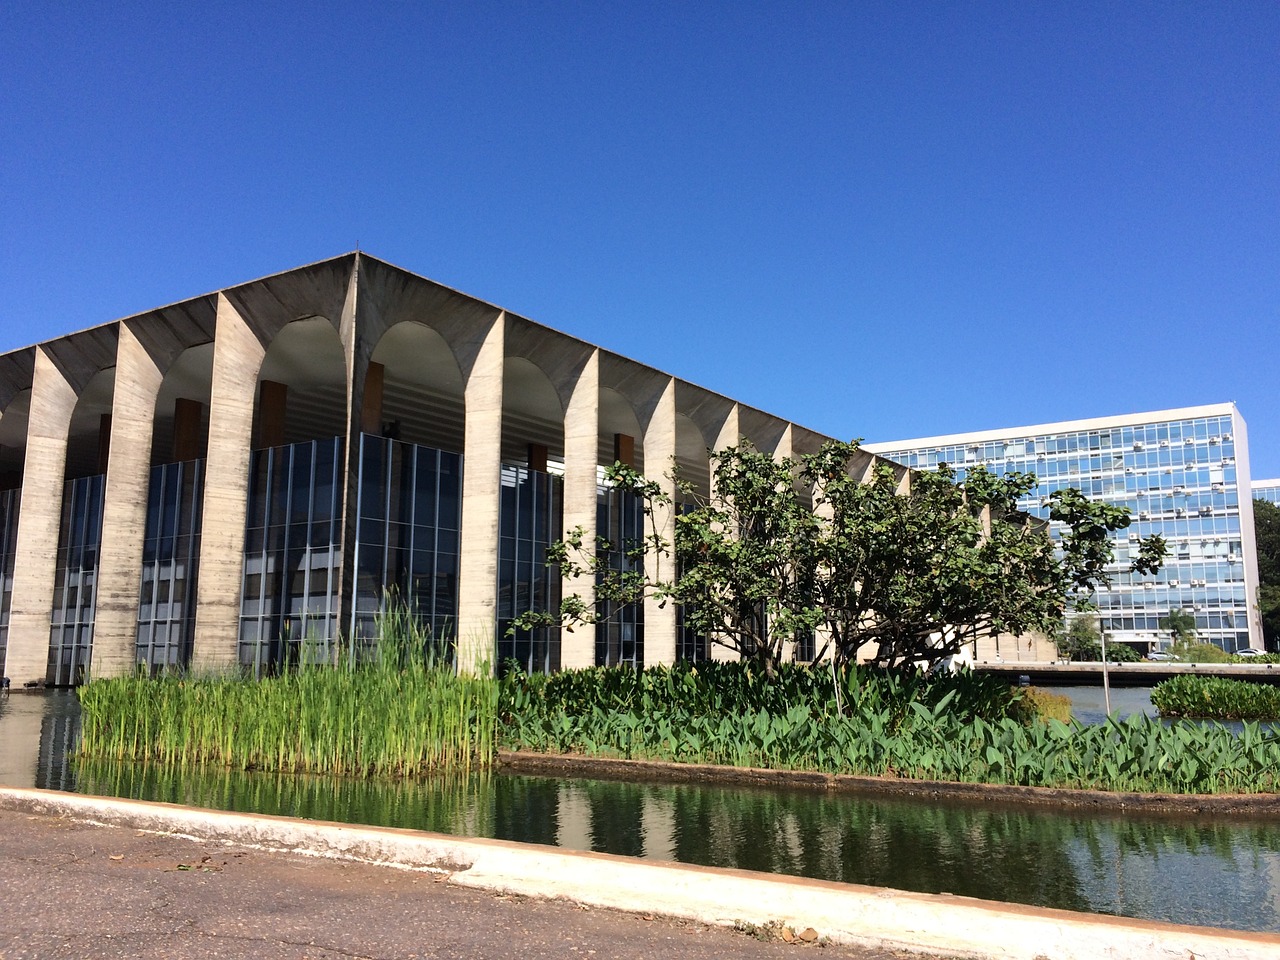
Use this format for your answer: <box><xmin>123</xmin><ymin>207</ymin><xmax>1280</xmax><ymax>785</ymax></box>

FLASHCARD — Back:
<box><xmin>64</xmin><ymin>754</ymin><xmax>1280</xmax><ymax>932</ymax></box>
<box><xmin>583</xmin><ymin>778</ymin><xmax>646</xmax><ymax>858</ymax></box>
<box><xmin>667</xmin><ymin>785</ymin><xmax>1088</xmax><ymax>911</ymax></box>
<box><xmin>492</xmin><ymin>775</ymin><xmax>560</xmax><ymax>846</ymax></box>
<box><xmin>665</xmin><ymin>781</ymin><xmax>1280</xmax><ymax>925</ymax></box>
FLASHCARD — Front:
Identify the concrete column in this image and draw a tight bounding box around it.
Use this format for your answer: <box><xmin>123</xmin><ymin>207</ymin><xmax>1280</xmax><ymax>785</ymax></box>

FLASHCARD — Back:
<box><xmin>93</xmin><ymin>324</ymin><xmax>164</xmax><ymax>678</ymax></box>
<box><xmin>559</xmin><ymin>349</ymin><xmax>599</xmax><ymax>669</ymax></box>
<box><xmin>192</xmin><ymin>294</ymin><xmax>265</xmax><ymax>673</ymax></box>
<box><xmin>455</xmin><ymin>313</ymin><xmax>505</xmax><ymax>673</ymax></box>
<box><xmin>709</xmin><ymin>404</ymin><xmax>741</xmax><ymax>662</ymax></box>
<box><xmin>643</xmin><ymin>378</ymin><xmax>677</xmax><ymax>666</ymax></box>
<box><xmin>6</xmin><ymin>348</ymin><xmax>78</xmax><ymax>685</ymax></box>
<box><xmin>713</xmin><ymin>404</ymin><xmax>740</xmax><ymax>462</ymax></box>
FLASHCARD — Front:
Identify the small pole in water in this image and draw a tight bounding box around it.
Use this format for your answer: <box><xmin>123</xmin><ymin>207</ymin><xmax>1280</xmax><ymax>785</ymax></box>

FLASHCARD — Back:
<box><xmin>1100</xmin><ymin>620</ymin><xmax>1112</xmax><ymax>716</ymax></box>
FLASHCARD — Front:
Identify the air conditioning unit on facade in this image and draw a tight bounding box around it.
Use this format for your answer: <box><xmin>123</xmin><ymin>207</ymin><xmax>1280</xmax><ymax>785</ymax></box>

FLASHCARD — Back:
<box><xmin>1160</xmin><ymin>440</ymin><xmax>1169</xmax><ymax>448</ymax></box>
<box><xmin>1184</xmin><ymin>438</ymin><xmax>1195</xmax><ymax>445</ymax></box>
<box><xmin>1223</xmin><ymin>433</ymin><xmax>1232</xmax><ymax>442</ymax></box>
<box><xmin>1139</xmin><ymin>511</ymin><xmax>1150</xmax><ymax>520</ymax></box>
<box><xmin>1169</xmin><ymin>579</ymin><xmax>1181</xmax><ymax>586</ymax></box>
<box><xmin>1134</xmin><ymin>442</ymin><xmax>1145</xmax><ymax>450</ymax></box>
<box><xmin>1209</xmin><ymin>436</ymin><xmax>1220</xmax><ymax>444</ymax></box>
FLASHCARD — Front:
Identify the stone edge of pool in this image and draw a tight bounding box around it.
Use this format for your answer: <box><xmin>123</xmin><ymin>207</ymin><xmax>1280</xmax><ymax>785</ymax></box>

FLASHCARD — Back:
<box><xmin>499</xmin><ymin>750</ymin><xmax>1280</xmax><ymax>816</ymax></box>
<box><xmin>1</xmin><ymin>787</ymin><xmax>1276</xmax><ymax>960</ymax></box>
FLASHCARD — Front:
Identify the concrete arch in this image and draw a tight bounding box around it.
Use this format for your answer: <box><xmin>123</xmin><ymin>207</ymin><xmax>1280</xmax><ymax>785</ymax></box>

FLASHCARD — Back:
<box><xmin>502</xmin><ymin>356</ymin><xmax>564</xmax><ymax>467</ymax></box>
<box><xmin>150</xmin><ymin>343</ymin><xmax>214</xmax><ymax>465</ymax></box>
<box><xmin>739</xmin><ymin>408</ymin><xmax>790</xmax><ymax>457</ymax></box>
<box><xmin>254</xmin><ymin>317</ymin><xmax>347</xmax><ymax>447</ymax></box>
<box><xmin>368</xmin><ymin>321</ymin><xmax>465</xmax><ymax>453</ymax></box>
<box><xmin>599</xmin><ymin>386</ymin><xmax>644</xmax><ymax>471</ymax></box>
<box><xmin>65</xmin><ymin>368</ymin><xmax>116</xmax><ymax>480</ymax></box>
<box><xmin>675</xmin><ymin>413</ymin><xmax>710</xmax><ymax>500</ymax></box>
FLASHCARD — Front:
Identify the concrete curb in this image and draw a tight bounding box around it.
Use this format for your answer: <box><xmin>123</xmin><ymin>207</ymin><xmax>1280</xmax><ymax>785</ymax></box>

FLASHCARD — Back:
<box><xmin>2</xmin><ymin>787</ymin><xmax>1276</xmax><ymax>960</ymax></box>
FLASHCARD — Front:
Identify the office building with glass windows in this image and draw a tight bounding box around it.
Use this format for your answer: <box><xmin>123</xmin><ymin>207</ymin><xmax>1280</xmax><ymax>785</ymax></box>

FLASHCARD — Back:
<box><xmin>0</xmin><ymin>253</ymin><xmax>864</xmax><ymax>687</ymax></box>
<box><xmin>1254</xmin><ymin>479</ymin><xmax>1280</xmax><ymax>506</ymax></box>
<box><xmin>865</xmin><ymin>404</ymin><xmax>1264</xmax><ymax>653</ymax></box>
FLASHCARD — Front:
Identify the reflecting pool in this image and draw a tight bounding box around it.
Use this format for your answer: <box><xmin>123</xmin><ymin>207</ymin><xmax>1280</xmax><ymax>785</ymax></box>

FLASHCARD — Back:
<box><xmin>2</xmin><ymin>690</ymin><xmax>1278</xmax><ymax>933</ymax></box>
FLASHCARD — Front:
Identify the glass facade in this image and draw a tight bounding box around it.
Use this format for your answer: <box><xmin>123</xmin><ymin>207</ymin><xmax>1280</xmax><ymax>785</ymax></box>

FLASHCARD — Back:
<box><xmin>674</xmin><ymin>502</ymin><xmax>709</xmax><ymax>663</ymax></box>
<box><xmin>1254</xmin><ymin>480</ymin><xmax>1280</xmax><ymax>506</ymax></box>
<box><xmin>48</xmin><ymin>474</ymin><xmax>105</xmax><ymax>685</ymax></box>
<box><xmin>136</xmin><ymin>460</ymin><xmax>204</xmax><ymax>674</ymax></box>
<box><xmin>238</xmin><ymin>438</ymin><xmax>343</xmax><ymax>673</ymax></box>
<box><xmin>872</xmin><ymin>410</ymin><xmax>1254</xmax><ymax>651</ymax></box>
<box><xmin>496</xmin><ymin>463</ymin><xmax>562</xmax><ymax>673</ymax></box>
<box><xmin>595</xmin><ymin>484</ymin><xmax>645</xmax><ymax>667</ymax></box>
<box><xmin>352</xmin><ymin>433</ymin><xmax>462</xmax><ymax>655</ymax></box>
<box><xmin>0</xmin><ymin>487</ymin><xmax>18</xmax><ymax>678</ymax></box>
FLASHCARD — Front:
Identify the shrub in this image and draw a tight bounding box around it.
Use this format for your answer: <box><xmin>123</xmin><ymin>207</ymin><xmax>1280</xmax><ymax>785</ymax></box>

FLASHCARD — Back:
<box><xmin>1152</xmin><ymin>674</ymin><xmax>1280</xmax><ymax>721</ymax></box>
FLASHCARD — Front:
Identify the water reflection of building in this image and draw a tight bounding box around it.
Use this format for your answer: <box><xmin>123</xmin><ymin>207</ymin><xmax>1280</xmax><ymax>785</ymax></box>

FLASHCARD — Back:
<box><xmin>0</xmin><ymin>254</ymin><xmax>876</xmax><ymax>686</ymax></box>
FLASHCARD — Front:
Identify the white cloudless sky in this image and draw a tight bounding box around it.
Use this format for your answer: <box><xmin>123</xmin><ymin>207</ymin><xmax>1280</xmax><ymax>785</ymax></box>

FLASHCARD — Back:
<box><xmin>3</xmin><ymin>1</ymin><xmax>1277</xmax><ymax>474</ymax></box>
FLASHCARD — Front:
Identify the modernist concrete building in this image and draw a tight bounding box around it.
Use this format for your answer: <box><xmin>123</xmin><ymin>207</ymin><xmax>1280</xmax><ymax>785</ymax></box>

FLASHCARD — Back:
<box><xmin>1254</xmin><ymin>479</ymin><xmax>1280</xmax><ymax>506</ymax></box>
<box><xmin>0</xmin><ymin>254</ymin><xmax>897</xmax><ymax>687</ymax></box>
<box><xmin>866</xmin><ymin>404</ymin><xmax>1264</xmax><ymax>653</ymax></box>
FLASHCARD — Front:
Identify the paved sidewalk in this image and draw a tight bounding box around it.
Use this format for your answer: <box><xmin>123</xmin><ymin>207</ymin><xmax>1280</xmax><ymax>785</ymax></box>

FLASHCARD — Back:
<box><xmin>0</xmin><ymin>808</ymin><xmax>946</xmax><ymax>960</ymax></box>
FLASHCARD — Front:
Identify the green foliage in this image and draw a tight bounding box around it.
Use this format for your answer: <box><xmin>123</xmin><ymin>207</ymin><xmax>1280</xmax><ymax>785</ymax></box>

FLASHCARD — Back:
<box><xmin>1009</xmin><ymin>686</ymin><xmax>1073</xmax><ymax>724</ymax></box>
<box><xmin>1159</xmin><ymin>608</ymin><xmax>1198</xmax><ymax>645</ymax></box>
<box><xmin>1055</xmin><ymin>615</ymin><xmax>1100</xmax><ymax>662</ymax></box>
<box><xmin>528</xmin><ymin>440</ymin><xmax>1166</xmax><ymax>676</ymax></box>
<box><xmin>500</xmin><ymin>661</ymin><xmax>1280</xmax><ymax>794</ymax></box>
<box><xmin>1152</xmin><ymin>675</ymin><xmax>1280</xmax><ymax>721</ymax></box>
<box><xmin>78</xmin><ymin>606</ymin><xmax>498</xmax><ymax>777</ymax></box>
<box><xmin>1232</xmin><ymin>651</ymin><xmax>1280</xmax><ymax>664</ymax></box>
<box><xmin>1172</xmin><ymin>641</ymin><xmax>1232</xmax><ymax>664</ymax></box>
<box><xmin>1254</xmin><ymin>499</ymin><xmax>1280</xmax><ymax>648</ymax></box>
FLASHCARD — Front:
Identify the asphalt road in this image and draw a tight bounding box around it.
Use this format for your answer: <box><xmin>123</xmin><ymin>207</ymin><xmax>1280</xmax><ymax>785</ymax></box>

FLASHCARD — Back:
<box><xmin>0</xmin><ymin>808</ymin><xmax>958</xmax><ymax>960</ymax></box>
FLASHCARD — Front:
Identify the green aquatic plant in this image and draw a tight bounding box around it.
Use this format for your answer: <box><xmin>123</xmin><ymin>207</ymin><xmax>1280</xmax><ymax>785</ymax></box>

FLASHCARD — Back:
<box><xmin>1152</xmin><ymin>674</ymin><xmax>1280</xmax><ymax>721</ymax></box>
<box><xmin>79</xmin><ymin>605</ymin><xmax>498</xmax><ymax>777</ymax></box>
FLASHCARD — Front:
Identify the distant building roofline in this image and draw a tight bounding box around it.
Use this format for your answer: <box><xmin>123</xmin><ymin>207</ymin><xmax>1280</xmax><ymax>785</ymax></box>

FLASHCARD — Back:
<box><xmin>863</xmin><ymin>402</ymin><xmax>1243</xmax><ymax>453</ymax></box>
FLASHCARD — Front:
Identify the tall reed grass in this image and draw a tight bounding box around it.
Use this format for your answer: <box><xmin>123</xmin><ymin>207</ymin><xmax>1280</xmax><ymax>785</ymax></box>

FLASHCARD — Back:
<box><xmin>79</xmin><ymin>605</ymin><xmax>498</xmax><ymax>777</ymax></box>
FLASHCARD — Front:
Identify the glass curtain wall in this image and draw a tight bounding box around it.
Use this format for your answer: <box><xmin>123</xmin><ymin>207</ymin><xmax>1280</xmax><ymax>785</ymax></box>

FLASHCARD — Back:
<box><xmin>595</xmin><ymin>484</ymin><xmax>645</xmax><ymax>667</ymax></box>
<box><xmin>496</xmin><ymin>463</ymin><xmax>562</xmax><ymax>673</ymax></box>
<box><xmin>0</xmin><ymin>487</ymin><xmax>19</xmax><ymax>677</ymax></box>
<box><xmin>675</xmin><ymin>502</ymin><xmax>708</xmax><ymax>662</ymax></box>
<box><xmin>47</xmin><ymin>474</ymin><xmax>105</xmax><ymax>685</ymax></box>
<box><xmin>351</xmin><ymin>433</ymin><xmax>462</xmax><ymax>657</ymax></box>
<box><xmin>136</xmin><ymin>460</ymin><xmax>204</xmax><ymax>674</ymax></box>
<box><xmin>238</xmin><ymin>438</ymin><xmax>342</xmax><ymax>674</ymax></box>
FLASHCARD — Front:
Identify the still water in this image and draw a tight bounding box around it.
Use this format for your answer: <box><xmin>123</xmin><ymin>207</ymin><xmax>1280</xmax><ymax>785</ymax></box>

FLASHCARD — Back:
<box><xmin>2</xmin><ymin>690</ymin><xmax>1278</xmax><ymax>933</ymax></box>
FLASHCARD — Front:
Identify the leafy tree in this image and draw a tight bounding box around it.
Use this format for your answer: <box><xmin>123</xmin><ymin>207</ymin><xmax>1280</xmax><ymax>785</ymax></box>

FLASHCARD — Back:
<box><xmin>1254</xmin><ymin>499</ymin><xmax>1280</xmax><ymax>648</ymax></box>
<box><xmin>803</xmin><ymin>448</ymin><xmax>1065</xmax><ymax>668</ymax></box>
<box><xmin>1055</xmin><ymin>615</ymin><xmax>1102</xmax><ymax>662</ymax></box>
<box><xmin>521</xmin><ymin>440</ymin><xmax>1166</xmax><ymax>677</ymax></box>
<box><xmin>1158</xmin><ymin>608</ymin><xmax>1197</xmax><ymax>647</ymax></box>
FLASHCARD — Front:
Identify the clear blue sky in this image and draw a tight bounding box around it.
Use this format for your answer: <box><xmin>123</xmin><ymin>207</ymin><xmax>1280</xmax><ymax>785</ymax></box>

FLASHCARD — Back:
<box><xmin>3</xmin><ymin>2</ymin><xmax>1278</xmax><ymax>475</ymax></box>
